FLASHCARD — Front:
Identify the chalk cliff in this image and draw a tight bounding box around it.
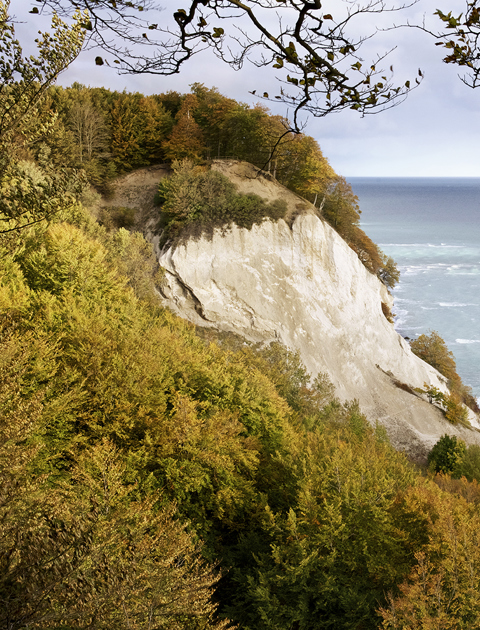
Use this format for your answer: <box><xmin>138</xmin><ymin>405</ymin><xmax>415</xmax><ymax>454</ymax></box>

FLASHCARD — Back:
<box><xmin>141</xmin><ymin>160</ymin><xmax>480</xmax><ymax>461</ymax></box>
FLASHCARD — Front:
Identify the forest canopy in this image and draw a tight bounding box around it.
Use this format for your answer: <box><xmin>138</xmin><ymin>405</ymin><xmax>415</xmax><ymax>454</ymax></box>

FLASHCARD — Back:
<box><xmin>3</xmin><ymin>191</ymin><xmax>480</xmax><ymax>628</ymax></box>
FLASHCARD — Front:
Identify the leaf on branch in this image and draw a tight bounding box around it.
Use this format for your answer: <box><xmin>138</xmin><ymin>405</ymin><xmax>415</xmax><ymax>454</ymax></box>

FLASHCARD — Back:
<box><xmin>95</xmin><ymin>56</ymin><xmax>104</xmax><ymax>65</ymax></box>
<box><xmin>435</xmin><ymin>9</ymin><xmax>449</xmax><ymax>21</ymax></box>
<box><xmin>323</xmin><ymin>14</ymin><xmax>333</xmax><ymax>20</ymax></box>
<box><xmin>405</xmin><ymin>80</ymin><xmax>410</xmax><ymax>88</ymax></box>
<box><xmin>29</xmin><ymin>7</ymin><xmax>39</xmax><ymax>13</ymax></box>
<box><xmin>263</xmin><ymin>92</ymin><xmax>269</xmax><ymax>97</ymax></box>
<box><xmin>327</xmin><ymin>51</ymin><xmax>334</xmax><ymax>61</ymax></box>
<box><xmin>148</xmin><ymin>24</ymin><xmax>158</xmax><ymax>30</ymax></box>
<box><xmin>212</xmin><ymin>27</ymin><xmax>224</xmax><ymax>38</ymax></box>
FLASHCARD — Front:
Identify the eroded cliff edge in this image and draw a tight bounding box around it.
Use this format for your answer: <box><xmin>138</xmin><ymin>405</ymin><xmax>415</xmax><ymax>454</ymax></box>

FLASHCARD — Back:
<box><xmin>144</xmin><ymin>161</ymin><xmax>480</xmax><ymax>461</ymax></box>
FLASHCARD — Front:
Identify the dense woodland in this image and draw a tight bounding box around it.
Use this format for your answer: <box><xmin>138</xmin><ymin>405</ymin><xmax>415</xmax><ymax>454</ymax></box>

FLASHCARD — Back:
<box><xmin>3</xmin><ymin>8</ymin><xmax>480</xmax><ymax>628</ymax></box>
<box><xmin>10</xmin><ymin>81</ymin><xmax>399</xmax><ymax>290</ymax></box>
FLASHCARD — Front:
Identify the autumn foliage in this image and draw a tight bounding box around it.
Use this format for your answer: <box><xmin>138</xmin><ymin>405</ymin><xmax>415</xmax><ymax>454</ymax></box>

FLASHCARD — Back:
<box><xmin>411</xmin><ymin>331</ymin><xmax>479</xmax><ymax>413</ymax></box>
<box><xmin>2</xmin><ymin>13</ymin><xmax>474</xmax><ymax>625</ymax></box>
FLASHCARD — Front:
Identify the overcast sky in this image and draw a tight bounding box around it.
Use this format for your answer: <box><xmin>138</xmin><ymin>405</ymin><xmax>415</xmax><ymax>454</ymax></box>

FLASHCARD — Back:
<box><xmin>13</xmin><ymin>0</ymin><xmax>480</xmax><ymax>177</ymax></box>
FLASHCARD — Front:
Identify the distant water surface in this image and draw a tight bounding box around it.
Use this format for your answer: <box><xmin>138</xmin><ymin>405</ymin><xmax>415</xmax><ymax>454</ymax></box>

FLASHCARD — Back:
<box><xmin>349</xmin><ymin>177</ymin><xmax>480</xmax><ymax>398</ymax></box>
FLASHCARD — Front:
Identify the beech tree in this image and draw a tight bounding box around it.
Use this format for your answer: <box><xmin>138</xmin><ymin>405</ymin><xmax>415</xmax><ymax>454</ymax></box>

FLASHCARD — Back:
<box><xmin>69</xmin><ymin>98</ymin><xmax>109</xmax><ymax>164</ymax></box>
<box><xmin>411</xmin><ymin>331</ymin><xmax>478</xmax><ymax>415</ymax></box>
<box><xmin>379</xmin><ymin>482</ymin><xmax>480</xmax><ymax>630</ymax></box>
<box><xmin>0</xmin><ymin>1</ymin><xmax>85</xmax><ymax>157</ymax></box>
<box><xmin>0</xmin><ymin>1</ymin><xmax>86</xmax><ymax>234</ymax></box>
<box><xmin>410</xmin><ymin>331</ymin><xmax>458</xmax><ymax>383</ymax></box>
<box><xmin>163</xmin><ymin>93</ymin><xmax>206</xmax><ymax>161</ymax></box>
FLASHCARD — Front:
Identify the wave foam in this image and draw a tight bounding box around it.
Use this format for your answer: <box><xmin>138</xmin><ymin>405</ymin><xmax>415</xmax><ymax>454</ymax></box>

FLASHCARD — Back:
<box><xmin>399</xmin><ymin>263</ymin><xmax>480</xmax><ymax>277</ymax></box>
<box><xmin>456</xmin><ymin>339</ymin><xmax>480</xmax><ymax>344</ymax></box>
<box><xmin>438</xmin><ymin>302</ymin><xmax>477</xmax><ymax>307</ymax></box>
<box><xmin>380</xmin><ymin>243</ymin><xmax>464</xmax><ymax>248</ymax></box>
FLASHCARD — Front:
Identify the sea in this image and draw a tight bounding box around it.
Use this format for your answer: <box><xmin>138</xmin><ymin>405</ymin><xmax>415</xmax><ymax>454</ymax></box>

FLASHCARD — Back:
<box><xmin>349</xmin><ymin>177</ymin><xmax>480</xmax><ymax>399</ymax></box>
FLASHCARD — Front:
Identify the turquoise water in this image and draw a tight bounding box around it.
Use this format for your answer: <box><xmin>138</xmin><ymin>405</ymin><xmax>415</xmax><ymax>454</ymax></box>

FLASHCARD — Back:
<box><xmin>349</xmin><ymin>177</ymin><xmax>480</xmax><ymax>397</ymax></box>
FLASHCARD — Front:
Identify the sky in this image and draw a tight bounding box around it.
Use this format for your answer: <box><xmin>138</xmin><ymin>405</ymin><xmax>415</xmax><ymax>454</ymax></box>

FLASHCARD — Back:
<box><xmin>11</xmin><ymin>0</ymin><xmax>480</xmax><ymax>177</ymax></box>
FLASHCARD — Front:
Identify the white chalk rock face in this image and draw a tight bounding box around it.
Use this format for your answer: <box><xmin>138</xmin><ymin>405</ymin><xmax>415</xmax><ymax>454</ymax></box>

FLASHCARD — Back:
<box><xmin>154</xmin><ymin>162</ymin><xmax>479</xmax><ymax>461</ymax></box>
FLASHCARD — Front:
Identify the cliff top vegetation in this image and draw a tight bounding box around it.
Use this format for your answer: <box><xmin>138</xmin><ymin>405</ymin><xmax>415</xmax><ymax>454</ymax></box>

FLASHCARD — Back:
<box><xmin>13</xmin><ymin>75</ymin><xmax>398</xmax><ymax>288</ymax></box>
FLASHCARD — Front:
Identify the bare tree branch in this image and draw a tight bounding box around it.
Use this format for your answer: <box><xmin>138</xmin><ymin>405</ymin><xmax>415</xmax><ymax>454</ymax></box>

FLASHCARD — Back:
<box><xmin>29</xmin><ymin>0</ymin><xmax>424</xmax><ymax>127</ymax></box>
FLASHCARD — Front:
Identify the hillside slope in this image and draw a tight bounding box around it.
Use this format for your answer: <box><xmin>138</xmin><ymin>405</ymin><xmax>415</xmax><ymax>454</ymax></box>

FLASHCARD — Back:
<box><xmin>102</xmin><ymin>160</ymin><xmax>480</xmax><ymax>461</ymax></box>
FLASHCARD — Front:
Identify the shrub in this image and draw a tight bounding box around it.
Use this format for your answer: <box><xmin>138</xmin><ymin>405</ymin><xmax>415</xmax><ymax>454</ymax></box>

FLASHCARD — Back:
<box><xmin>444</xmin><ymin>391</ymin><xmax>470</xmax><ymax>425</ymax></box>
<box><xmin>428</xmin><ymin>434</ymin><xmax>466</xmax><ymax>475</ymax></box>
<box><xmin>410</xmin><ymin>331</ymin><xmax>457</xmax><ymax>379</ymax></box>
<box><xmin>381</xmin><ymin>301</ymin><xmax>394</xmax><ymax>323</ymax></box>
<box><xmin>458</xmin><ymin>444</ymin><xmax>480</xmax><ymax>483</ymax></box>
<box><xmin>157</xmin><ymin>159</ymin><xmax>287</xmax><ymax>242</ymax></box>
<box><xmin>412</xmin><ymin>331</ymin><xmax>479</xmax><ymax>413</ymax></box>
<box><xmin>98</xmin><ymin>205</ymin><xmax>136</xmax><ymax>230</ymax></box>
<box><xmin>378</xmin><ymin>254</ymin><xmax>400</xmax><ymax>289</ymax></box>
<box><xmin>422</xmin><ymin>385</ymin><xmax>470</xmax><ymax>426</ymax></box>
